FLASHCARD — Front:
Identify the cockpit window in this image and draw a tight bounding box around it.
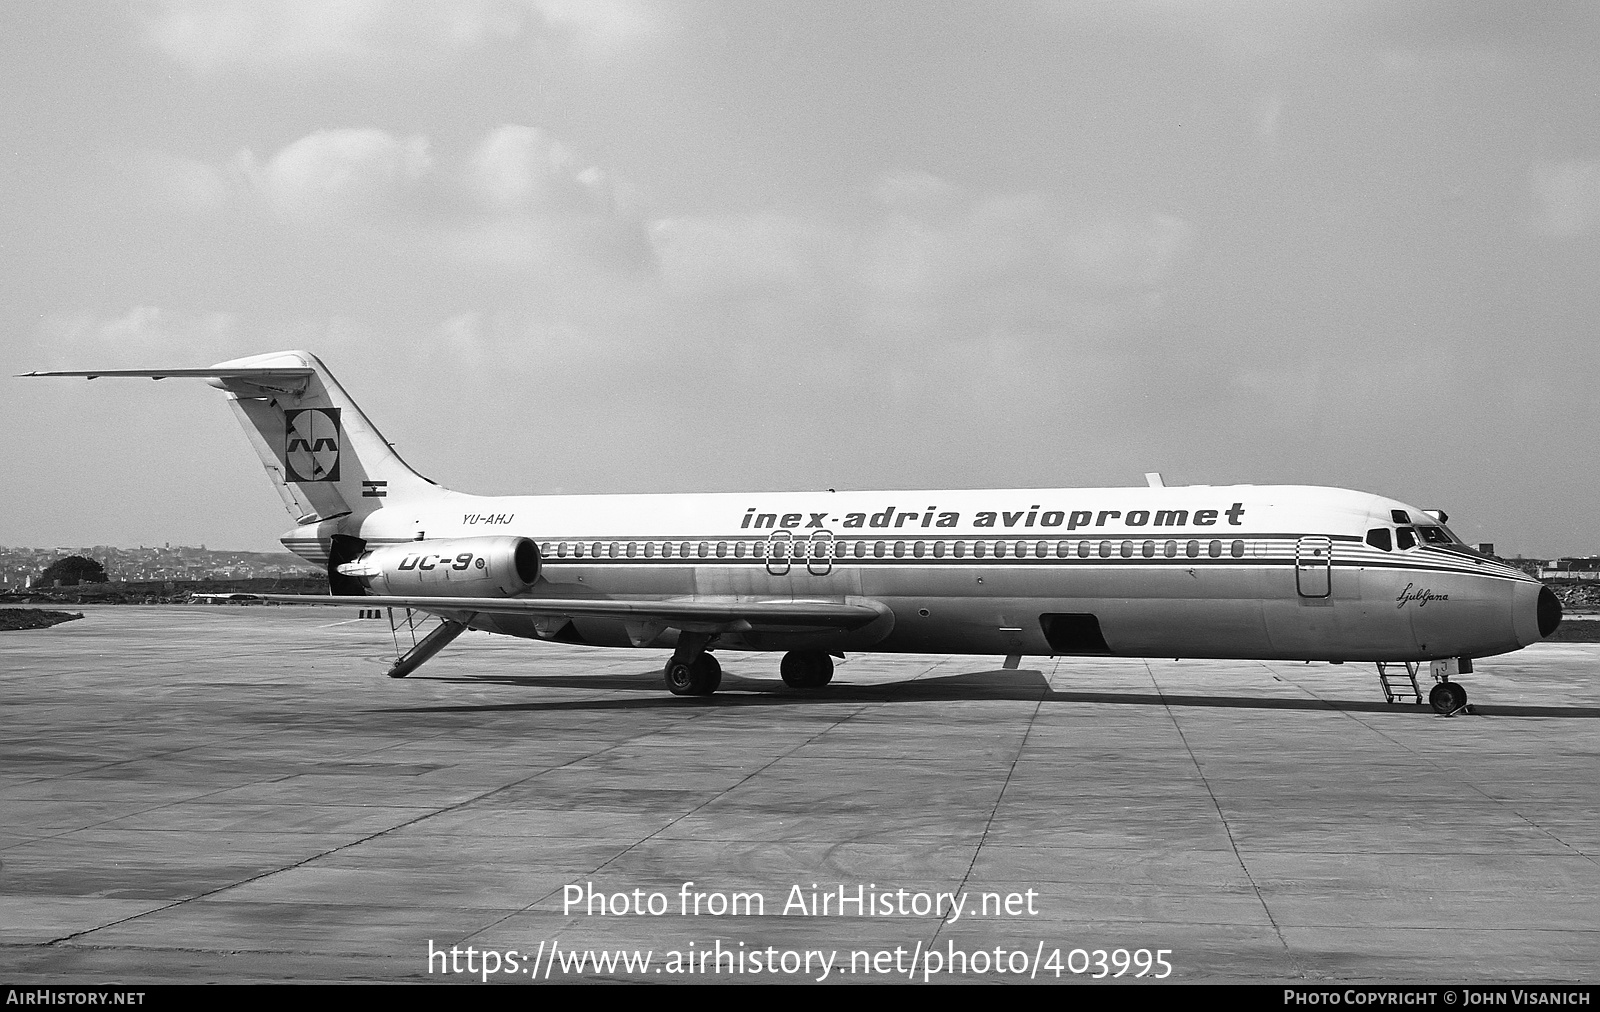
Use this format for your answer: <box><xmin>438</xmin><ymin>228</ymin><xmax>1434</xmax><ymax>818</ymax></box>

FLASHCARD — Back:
<box><xmin>1396</xmin><ymin>526</ymin><xmax>1417</xmax><ymax>550</ymax></box>
<box><xmin>1366</xmin><ymin>528</ymin><xmax>1393</xmax><ymax>552</ymax></box>
<box><xmin>1418</xmin><ymin>526</ymin><xmax>1452</xmax><ymax>546</ymax></box>
<box><xmin>1390</xmin><ymin>509</ymin><xmax>1411</xmax><ymax>524</ymax></box>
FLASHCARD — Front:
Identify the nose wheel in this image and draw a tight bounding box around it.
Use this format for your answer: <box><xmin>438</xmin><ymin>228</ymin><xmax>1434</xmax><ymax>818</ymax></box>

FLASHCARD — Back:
<box><xmin>1429</xmin><ymin>681</ymin><xmax>1469</xmax><ymax>715</ymax></box>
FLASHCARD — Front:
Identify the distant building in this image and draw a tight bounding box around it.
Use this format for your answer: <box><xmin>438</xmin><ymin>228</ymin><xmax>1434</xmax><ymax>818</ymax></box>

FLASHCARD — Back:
<box><xmin>1538</xmin><ymin>557</ymin><xmax>1600</xmax><ymax>581</ymax></box>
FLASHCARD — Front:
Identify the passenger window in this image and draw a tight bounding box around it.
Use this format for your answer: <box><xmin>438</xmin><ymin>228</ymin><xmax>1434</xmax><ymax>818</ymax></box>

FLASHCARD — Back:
<box><xmin>1120</xmin><ymin>541</ymin><xmax>1133</xmax><ymax>558</ymax></box>
<box><xmin>680</xmin><ymin>542</ymin><xmax>691</xmax><ymax>557</ymax></box>
<box><xmin>732</xmin><ymin>542</ymin><xmax>744</xmax><ymax>558</ymax></box>
<box><xmin>646</xmin><ymin>542</ymin><xmax>657</xmax><ymax>558</ymax></box>
<box><xmin>1366</xmin><ymin>528</ymin><xmax>1392</xmax><ymax>552</ymax></box>
<box><xmin>1014</xmin><ymin>542</ymin><xmax>1028</xmax><ymax>559</ymax></box>
<box><xmin>873</xmin><ymin>541</ymin><xmax>886</xmax><ymax>558</ymax></box>
<box><xmin>1231</xmin><ymin>540</ymin><xmax>1244</xmax><ymax>558</ymax></box>
<box><xmin>626</xmin><ymin>542</ymin><xmax>637</xmax><ymax>558</ymax></box>
<box><xmin>1057</xmin><ymin>541</ymin><xmax>1069</xmax><ymax>557</ymax></box>
<box><xmin>1099</xmin><ymin>541</ymin><xmax>1112</xmax><ymax>558</ymax></box>
<box><xmin>932</xmin><ymin>541</ymin><xmax>945</xmax><ymax>558</ymax></box>
<box><xmin>1142</xmin><ymin>540</ymin><xmax>1155</xmax><ymax>558</ymax></box>
<box><xmin>994</xmin><ymin>541</ymin><xmax>1008</xmax><ymax>558</ymax></box>
<box><xmin>1164</xmin><ymin>540</ymin><xmax>1177</xmax><ymax>558</ymax></box>
<box><xmin>698</xmin><ymin>542</ymin><xmax>709</xmax><ymax>558</ymax></box>
<box><xmin>557</xmin><ymin>542</ymin><xmax>569</xmax><ymax>558</ymax></box>
<box><xmin>953</xmin><ymin>541</ymin><xmax>965</xmax><ymax>558</ymax></box>
<box><xmin>1396</xmin><ymin>527</ymin><xmax>1416</xmax><ymax>550</ymax></box>
<box><xmin>592</xmin><ymin>542</ymin><xmax>603</xmax><ymax>558</ymax></box>
<box><xmin>1208</xmin><ymin>540</ymin><xmax>1222</xmax><ymax>557</ymax></box>
<box><xmin>973</xmin><ymin>541</ymin><xmax>987</xmax><ymax>558</ymax></box>
<box><xmin>1077</xmin><ymin>541</ymin><xmax>1090</xmax><ymax>558</ymax></box>
<box><xmin>1186</xmin><ymin>540</ymin><xmax>1199</xmax><ymax>558</ymax></box>
<box><xmin>912</xmin><ymin>542</ymin><xmax>925</xmax><ymax>558</ymax></box>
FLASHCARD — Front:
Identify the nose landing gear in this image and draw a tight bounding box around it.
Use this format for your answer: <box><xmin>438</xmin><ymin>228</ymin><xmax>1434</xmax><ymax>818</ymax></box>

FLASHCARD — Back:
<box><xmin>1428</xmin><ymin>657</ymin><xmax>1473</xmax><ymax>715</ymax></box>
<box><xmin>1428</xmin><ymin>680</ymin><xmax>1469</xmax><ymax>714</ymax></box>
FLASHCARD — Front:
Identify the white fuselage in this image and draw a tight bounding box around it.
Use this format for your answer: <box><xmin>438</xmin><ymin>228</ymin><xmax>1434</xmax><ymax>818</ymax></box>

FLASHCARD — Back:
<box><xmin>282</xmin><ymin>483</ymin><xmax>1551</xmax><ymax>663</ymax></box>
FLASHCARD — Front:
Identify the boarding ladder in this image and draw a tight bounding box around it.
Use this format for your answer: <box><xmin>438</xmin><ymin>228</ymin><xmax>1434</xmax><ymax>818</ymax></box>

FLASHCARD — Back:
<box><xmin>1375</xmin><ymin>661</ymin><xmax>1423</xmax><ymax>705</ymax></box>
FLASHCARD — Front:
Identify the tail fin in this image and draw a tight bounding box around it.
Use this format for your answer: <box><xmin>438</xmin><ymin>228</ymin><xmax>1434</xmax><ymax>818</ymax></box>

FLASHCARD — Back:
<box><xmin>26</xmin><ymin>350</ymin><xmax>443</xmax><ymax>524</ymax></box>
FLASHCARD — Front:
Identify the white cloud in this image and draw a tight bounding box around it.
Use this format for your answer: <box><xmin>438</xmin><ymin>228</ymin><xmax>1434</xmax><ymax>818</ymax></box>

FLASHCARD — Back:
<box><xmin>648</xmin><ymin>173</ymin><xmax>1193</xmax><ymax>350</ymax></box>
<box><xmin>32</xmin><ymin>307</ymin><xmax>245</xmax><ymax>365</ymax></box>
<box><xmin>138</xmin><ymin>0</ymin><xmax>668</xmax><ymax>74</ymax></box>
<box><xmin>1529</xmin><ymin>158</ymin><xmax>1600</xmax><ymax>237</ymax></box>
<box><xmin>465</xmin><ymin>125</ymin><xmax>613</xmax><ymax>214</ymax></box>
<box><xmin>649</xmin><ymin>214</ymin><xmax>841</xmax><ymax>301</ymax></box>
<box><xmin>243</xmin><ymin>128</ymin><xmax>434</xmax><ymax>218</ymax></box>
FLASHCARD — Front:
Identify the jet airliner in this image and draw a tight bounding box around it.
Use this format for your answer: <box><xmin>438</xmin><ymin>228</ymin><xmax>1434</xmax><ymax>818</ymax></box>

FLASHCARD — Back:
<box><xmin>27</xmin><ymin>351</ymin><xmax>1562</xmax><ymax>713</ymax></box>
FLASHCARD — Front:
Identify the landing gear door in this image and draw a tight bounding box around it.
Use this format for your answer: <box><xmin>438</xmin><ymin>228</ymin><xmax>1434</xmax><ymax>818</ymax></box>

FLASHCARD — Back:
<box><xmin>1295</xmin><ymin>536</ymin><xmax>1332</xmax><ymax>598</ymax></box>
<box><xmin>766</xmin><ymin>531</ymin><xmax>792</xmax><ymax>576</ymax></box>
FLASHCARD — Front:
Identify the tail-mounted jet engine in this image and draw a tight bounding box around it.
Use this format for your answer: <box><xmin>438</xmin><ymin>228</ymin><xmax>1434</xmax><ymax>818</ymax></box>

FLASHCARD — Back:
<box><xmin>336</xmin><ymin>536</ymin><xmax>541</xmax><ymax>598</ymax></box>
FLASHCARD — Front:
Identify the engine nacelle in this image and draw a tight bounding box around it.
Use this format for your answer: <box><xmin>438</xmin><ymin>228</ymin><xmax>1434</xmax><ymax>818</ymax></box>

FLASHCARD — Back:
<box><xmin>337</xmin><ymin>536</ymin><xmax>541</xmax><ymax>598</ymax></box>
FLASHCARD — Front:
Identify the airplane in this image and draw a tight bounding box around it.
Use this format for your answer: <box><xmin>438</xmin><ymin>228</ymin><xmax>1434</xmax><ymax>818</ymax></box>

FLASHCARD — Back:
<box><xmin>26</xmin><ymin>350</ymin><xmax>1562</xmax><ymax>714</ymax></box>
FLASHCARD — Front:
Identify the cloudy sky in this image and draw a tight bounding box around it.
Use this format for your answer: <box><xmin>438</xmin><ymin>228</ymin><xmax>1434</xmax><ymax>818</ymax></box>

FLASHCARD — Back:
<box><xmin>4</xmin><ymin>1</ymin><xmax>1598</xmax><ymax>556</ymax></box>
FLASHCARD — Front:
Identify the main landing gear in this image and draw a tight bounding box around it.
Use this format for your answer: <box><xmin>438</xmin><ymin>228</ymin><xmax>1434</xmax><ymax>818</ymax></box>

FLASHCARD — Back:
<box><xmin>663</xmin><ymin>632</ymin><xmax>721</xmax><ymax>696</ymax></box>
<box><xmin>780</xmin><ymin>650</ymin><xmax>834</xmax><ymax>689</ymax></box>
<box><xmin>660</xmin><ymin>642</ymin><xmax>840</xmax><ymax>695</ymax></box>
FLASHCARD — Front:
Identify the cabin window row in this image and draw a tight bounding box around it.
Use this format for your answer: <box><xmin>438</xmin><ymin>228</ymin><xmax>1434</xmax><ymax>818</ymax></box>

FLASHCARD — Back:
<box><xmin>539</xmin><ymin>539</ymin><xmax>1251</xmax><ymax>560</ymax></box>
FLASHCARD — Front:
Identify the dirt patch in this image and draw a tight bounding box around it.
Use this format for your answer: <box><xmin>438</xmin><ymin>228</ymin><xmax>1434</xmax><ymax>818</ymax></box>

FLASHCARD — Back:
<box><xmin>0</xmin><ymin>609</ymin><xmax>84</xmax><ymax>631</ymax></box>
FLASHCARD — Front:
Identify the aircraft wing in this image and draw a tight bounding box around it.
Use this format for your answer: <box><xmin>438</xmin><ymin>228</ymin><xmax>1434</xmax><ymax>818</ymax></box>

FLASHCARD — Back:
<box><xmin>238</xmin><ymin>594</ymin><xmax>885</xmax><ymax>633</ymax></box>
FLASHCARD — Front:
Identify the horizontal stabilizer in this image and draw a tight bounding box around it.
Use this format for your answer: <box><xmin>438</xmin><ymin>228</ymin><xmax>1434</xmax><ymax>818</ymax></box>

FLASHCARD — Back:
<box><xmin>21</xmin><ymin>367</ymin><xmax>315</xmax><ymax>396</ymax></box>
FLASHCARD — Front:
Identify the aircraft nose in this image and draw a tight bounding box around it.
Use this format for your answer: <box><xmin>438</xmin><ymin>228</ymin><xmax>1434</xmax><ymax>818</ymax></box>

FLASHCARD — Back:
<box><xmin>1514</xmin><ymin>582</ymin><xmax>1563</xmax><ymax>646</ymax></box>
<box><xmin>1538</xmin><ymin>585</ymin><xmax>1563</xmax><ymax>639</ymax></box>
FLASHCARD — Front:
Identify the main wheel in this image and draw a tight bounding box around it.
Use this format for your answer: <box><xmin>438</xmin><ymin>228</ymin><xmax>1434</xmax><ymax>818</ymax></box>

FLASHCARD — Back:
<box><xmin>780</xmin><ymin>650</ymin><xmax>834</xmax><ymax>689</ymax></box>
<box><xmin>664</xmin><ymin>654</ymin><xmax>721</xmax><ymax>696</ymax></box>
<box><xmin>1429</xmin><ymin>681</ymin><xmax>1468</xmax><ymax>714</ymax></box>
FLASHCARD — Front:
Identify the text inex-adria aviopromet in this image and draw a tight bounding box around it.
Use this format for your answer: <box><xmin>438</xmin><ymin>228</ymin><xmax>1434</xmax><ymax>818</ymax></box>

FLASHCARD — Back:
<box><xmin>740</xmin><ymin>503</ymin><xmax>1248</xmax><ymax>531</ymax></box>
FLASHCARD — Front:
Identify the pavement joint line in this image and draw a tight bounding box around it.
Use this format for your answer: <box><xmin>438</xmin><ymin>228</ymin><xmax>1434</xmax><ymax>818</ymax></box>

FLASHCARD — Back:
<box><xmin>1144</xmin><ymin>659</ymin><xmax>1296</xmax><ymax>964</ymax></box>
<box><xmin>35</xmin><ymin>697</ymin><xmax>738</xmax><ymax>948</ymax></box>
<box><xmin>1259</xmin><ymin>660</ymin><xmax>1600</xmax><ymax>867</ymax></box>
<box><xmin>455</xmin><ymin>699</ymin><xmax>882</xmax><ymax>947</ymax></box>
<box><xmin>0</xmin><ymin>719</ymin><xmax>476</xmax><ymax>854</ymax></box>
<box><xmin>929</xmin><ymin>656</ymin><xmax>1053</xmax><ymax>950</ymax></box>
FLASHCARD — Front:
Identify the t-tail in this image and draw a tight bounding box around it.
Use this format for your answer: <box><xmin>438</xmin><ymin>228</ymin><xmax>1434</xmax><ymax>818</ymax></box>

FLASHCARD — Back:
<box><xmin>24</xmin><ymin>351</ymin><xmax>447</xmax><ymax>579</ymax></box>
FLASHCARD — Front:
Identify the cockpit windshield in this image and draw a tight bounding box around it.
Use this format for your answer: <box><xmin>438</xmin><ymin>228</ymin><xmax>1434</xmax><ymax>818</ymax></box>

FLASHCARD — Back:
<box><xmin>1417</xmin><ymin>526</ymin><xmax>1454</xmax><ymax>546</ymax></box>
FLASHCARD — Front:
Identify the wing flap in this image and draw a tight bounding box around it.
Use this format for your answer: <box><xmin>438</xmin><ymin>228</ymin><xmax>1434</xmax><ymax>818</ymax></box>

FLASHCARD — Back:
<box><xmin>231</xmin><ymin>594</ymin><xmax>885</xmax><ymax>633</ymax></box>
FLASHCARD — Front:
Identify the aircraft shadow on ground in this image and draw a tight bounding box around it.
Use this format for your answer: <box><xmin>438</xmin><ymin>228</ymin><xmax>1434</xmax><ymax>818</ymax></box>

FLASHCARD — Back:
<box><xmin>384</xmin><ymin>668</ymin><xmax>1600</xmax><ymax>718</ymax></box>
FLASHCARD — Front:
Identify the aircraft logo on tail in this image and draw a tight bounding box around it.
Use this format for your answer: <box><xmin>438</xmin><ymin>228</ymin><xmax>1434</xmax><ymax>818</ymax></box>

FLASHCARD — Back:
<box><xmin>285</xmin><ymin>407</ymin><xmax>341</xmax><ymax>482</ymax></box>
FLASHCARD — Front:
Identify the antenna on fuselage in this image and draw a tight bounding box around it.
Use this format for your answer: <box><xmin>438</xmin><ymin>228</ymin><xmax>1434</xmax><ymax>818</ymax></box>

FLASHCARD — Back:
<box><xmin>1144</xmin><ymin>472</ymin><xmax>1165</xmax><ymax>488</ymax></box>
